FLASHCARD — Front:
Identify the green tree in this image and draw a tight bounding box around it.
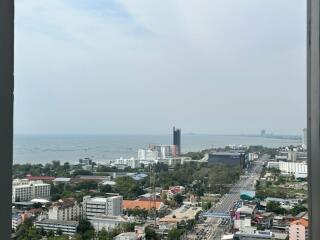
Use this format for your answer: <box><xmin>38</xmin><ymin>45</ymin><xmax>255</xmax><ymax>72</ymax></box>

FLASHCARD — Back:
<box><xmin>77</xmin><ymin>219</ymin><xmax>94</xmax><ymax>234</ymax></box>
<box><xmin>167</xmin><ymin>228</ymin><xmax>184</xmax><ymax>240</ymax></box>
<box><xmin>57</xmin><ymin>228</ymin><xmax>63</xmax><ymax>236</ymax></box>
<box><xmin>174</xmin><ymin>194</ymin><xmax>184</xmax><ymax>206</ymax></box>
<box><xmin>47</xmin><ymin>230</ymin><xmax>55</xmax><ymax>238</ymax></box>
<box><xmin>266</xmin><ymin>201</ymin><xmax>287</xmax><ymax>215</ymax></box>
<box><xmin>290</xmin><ymin>204</ymin><xmax>308</xmax><ymax>216</ymax></box>
<box><xmin>145</xmin><ymin>226</ymin><xmax>158</xmax><ymax>240</ymax></box>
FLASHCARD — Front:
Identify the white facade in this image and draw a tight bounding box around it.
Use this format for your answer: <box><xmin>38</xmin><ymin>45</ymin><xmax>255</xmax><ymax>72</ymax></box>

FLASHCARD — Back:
<box><xmin>234</xmin><ymin>230</ymin><xmax>274</xmax><ymax>239</ymax></box>
<box><xmin>12</xmin><ymin>180</ymin><xmax>50</xmax><ymax>202</ymax></box>
<box><xmin>113</xmin><ymin>157</ymin><xmax>140</xmax><ymax>169</ymax></box>
<box><xmin>35</xmin><ymin>219</ymin><xmax>78</xmax><ymax>235</ymax></box>
<box><xmin>114</xmin><ymin>232</ymin><xmax>139</xmax><ymax>240</ymax></box>
<box><xmin>48</xmin><ymin>199</ymin><xmax>81</xmax><ymax>221</ymax></box>
<box><xmin>248</xmin><ymin>153</ymin><xmax>259</xmax><ymax>161</ymax></box>
<box><xmin>267</xmin><ymin>161</ymin><xmax>308</xmax><ymax>178</ymax></box>
<box><xmin>150</xmin><ymin>145</ymin><xmax>177</xmax><ymax>159</ymax></box>
<box><xmin>83</xmin><ymin>195</ymin><xmax>123</xmax><ymax>219</ymax></box>
<box><xmin>138</xmin><ymin>149</ymin><xmax>158</xmax><ymax>160</ymax></box>
<box><xmin>89</xmin><ymin>215</ymin><xmax>127</xmax><ymax>232</ymax></box>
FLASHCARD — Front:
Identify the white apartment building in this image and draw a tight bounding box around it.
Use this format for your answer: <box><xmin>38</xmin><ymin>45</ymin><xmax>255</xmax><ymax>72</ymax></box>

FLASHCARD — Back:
<box><xmin>112</xmin><ymin>157</ymin><xmax>140</xmax><ymax>169</ymax></box>
<box><xmin>89</xmin><ymin>215</ymin><xmax>127</xmax><ymax>232</ymax></box>
<box><xmin>48</xmin><ymin>198</ymin><xmax>81</xmax><ymax>221</ymax></box>
<box><xmin>267</xmin><ymin>161</ymin><xmax>308</xmax><ymax>178</ymax></box>
<box><xmin>138</xmin><ymin>149</ymin><xmax>158</xmax><ymax>161</ymax></box>
<box><xmin>83</xmin><ymin>195</ymin><xmax>123</xmax><ymax>219</ymax></box>
<box><xmin>150</xmin><ymin>145</ymin><xmax>177</xmax><ymax>159</ymax></box>
<box><xmin>35</xmin><ymin>219</ymin><xmax>78</xmax><ymax>236</ymax></box>
<box><xmin>12</xmin><ymin>179</ymin><xmax>50</xmax><ymax>202</ymax></box>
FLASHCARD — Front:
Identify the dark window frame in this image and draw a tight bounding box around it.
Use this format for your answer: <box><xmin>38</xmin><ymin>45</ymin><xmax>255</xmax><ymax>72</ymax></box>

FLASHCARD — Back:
<box><xmin>0</xmin><ymin>0</ymin><xmax>319</xmax><ymax>239</ymax></box>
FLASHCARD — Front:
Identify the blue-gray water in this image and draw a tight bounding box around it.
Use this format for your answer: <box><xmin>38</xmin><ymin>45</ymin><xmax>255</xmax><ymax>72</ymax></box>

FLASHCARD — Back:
<box><xmin>14</xmin><ymin>134</ymin><xmax>300</xmax><ymax>164</ymax></box>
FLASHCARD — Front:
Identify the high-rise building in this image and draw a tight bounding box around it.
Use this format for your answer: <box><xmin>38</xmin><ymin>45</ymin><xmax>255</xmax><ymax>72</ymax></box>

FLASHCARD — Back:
<box><xmin>173</xmin><ymin>127</ymin><xmax>181</xmax><ymax>156</ymax></box>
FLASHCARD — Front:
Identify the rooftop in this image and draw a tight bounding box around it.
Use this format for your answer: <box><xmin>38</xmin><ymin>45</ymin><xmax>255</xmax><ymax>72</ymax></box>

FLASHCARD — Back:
<box><xmin>36</xmin><ymin>219</ymin><xmax>79</xmax><ymax>227</ymax></box>
<box><xmin>123</xmin><ymin>200</ymin><xmax>163</xmax><ymax>210</ymax></box>
<box><xmin>291</xmin><ymin>218</ymin><xmax>309</xmax><ymax>228</ymax></box>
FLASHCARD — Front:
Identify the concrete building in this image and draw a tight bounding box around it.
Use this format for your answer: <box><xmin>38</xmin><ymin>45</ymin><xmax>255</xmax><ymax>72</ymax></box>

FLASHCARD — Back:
<box><xmin>234</xmin><ymin>229</ymin><xmax>275</xmax><ymax>239</ymax></box>
<box><xmin>35</xmin><ymin>219</ymin><xmax>78</xmax><ymax>236</ymax></box>
<box><xmin>157</xmin><ymin>157</ymin><xmax>183</xmax><ymax>166</ymax></box>
<box><xmin>289</xmin><ymin>218</ymin><xmax>309</xmax><ymax>240</ymax></box>
<box><xmin>53</xmin><ymin>178</ymin><xmax>71</xmax><ymax>185</ymax></box>
<box><xmin>150</xmin><ymin>145</ymin><xmax>177</xmax><ymax>159</ymax></box>
<box><xmin>112</xmin><ymin>157</ymin><xmax>140</xmax><ymax>169</ymax></box>
<box><xmin>234</xmin><ymin>205</ymin><xmax>256</xmax><ymax>231</ymax></box>
<box><xmin>48</xmin><ymin>198</ymin><xmax>81</xmax><ymax>221</ymax></box>
<box><xmin>248</xmin><ymin>153</ymin><xmax>259</xmax><ymax>161</ymax></box>
<box><xmin>208</xmin><ymin>152</ymin><xmax>246</xmax><ymax>168</ymax></box>
<box><xmin>88</xmin><ymin>215</ymin><xmax>127</xmax><ymax>232</ymax></box>
<box><xmin>12</xmin><ymin>213</ymin><xmax>22</xmax><ymax>230</ymax></box>
<box><xmin>267</xmin><ymin>161</ymin><xmax>308</xmax><ymax>178</ymax></box>
<box><xmin>12</xmin><ymin>179</ymin><xmax>50</xmax><ymax>202</ymax></box>
<box><xmin>138</xmin><ymin>149</ymin><xmax>158</xmax><ymax>161</ymax></box>
<box><xmin>114</xmin><ymin>232</ymin><xmax>139</xmax><ymax>240</ymax></box>
<box><xmin>83</xmin><ymin>195</ymin><xmax>123</xmax><ymax>219</ymax></box>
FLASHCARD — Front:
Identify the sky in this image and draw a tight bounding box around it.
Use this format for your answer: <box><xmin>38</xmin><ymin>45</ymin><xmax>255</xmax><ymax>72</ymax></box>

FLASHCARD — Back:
<box><xmin>14</xmin><ymin>0</ymin><xmax>306</xmax><ymax>135</ymax></box>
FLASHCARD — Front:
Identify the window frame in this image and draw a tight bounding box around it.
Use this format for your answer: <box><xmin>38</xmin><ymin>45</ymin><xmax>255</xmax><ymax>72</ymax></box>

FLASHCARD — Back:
<box><xmin>0</xmin><ymin>0</ymin><xmax>319</xmax><ymax>239</ymax></box>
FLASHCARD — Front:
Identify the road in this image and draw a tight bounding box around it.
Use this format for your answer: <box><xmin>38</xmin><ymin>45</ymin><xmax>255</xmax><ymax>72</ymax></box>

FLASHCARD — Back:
<box><xmin>203</xmin><ymin>155</ymin><xmax>267</xmax><ymax>240</ymax></box>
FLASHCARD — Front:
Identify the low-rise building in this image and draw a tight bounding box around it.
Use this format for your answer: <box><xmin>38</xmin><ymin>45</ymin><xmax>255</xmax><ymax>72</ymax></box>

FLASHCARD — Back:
<box><xmin>267</xmin><ymin>161</ymin><xmax>307</xmax><ymax>178</ymax></box>
<box><xmin>162</xmin><ymin>186</ymin><xmax>185</xmax><ymax>200</ymax></box>
<box><xmin>48</xmin><ymin>198</ymin><xmax>81</xmax><ymax>221</ymax></box>
<box><xmin>234</xmin><ymin>229</ymin><xmax>275</xmax><ymax>239</ymax></box>
<box><xmin>89</xmin><ymin>215</ymin><xmax>127</xmax><ymax>232</ymax></box>
<box><xmin>123</xmin><ymin>199</ymin><xmax>165</xmax><ymax>212</ymax></box>
<box><xmin>12</xmin><ymin>179</ymin><xmax>50</xmax><ymax>202</ymax></box>
<box><xmin>12</xmin><ymin>213</ymin><xmax>22</xmax><ymax>230</ymax></box>
<box><xmin>112</xmin><ymin>157</ymin><xmax>140</xmax><ymax>169</ymax></box>
<box><xmin>53</xmin><ymin>178</ymin><xmax>71</xmax><ymax>185</ymax></box>
<box><xmin>114</xmin><ymin>232</ymin><xmax>139</xmax><ymax>240</ymax></box>
<box><xmin>35</xmin><ymin>219</ymin><xmax>78</xmax><ymax>235</ymax></box>
<box><xmin>254</xmin><ymin>212</ymin><xmax>274</xmax><ymax>229</ymax></box>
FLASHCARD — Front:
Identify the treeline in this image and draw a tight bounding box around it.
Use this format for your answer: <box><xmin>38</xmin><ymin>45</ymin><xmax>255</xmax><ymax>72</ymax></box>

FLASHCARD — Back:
<box><xmin>154</xmin><ymin>162</ymin><xmax>241</xmax><ymax>196</ymax></box>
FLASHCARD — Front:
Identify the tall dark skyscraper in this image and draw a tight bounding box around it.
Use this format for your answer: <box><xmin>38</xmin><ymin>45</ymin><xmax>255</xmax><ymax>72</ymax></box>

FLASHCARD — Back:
<box><xmin>173</xmin><ymin>127</ymin><xmax>181</xmax><ymax>156</ymax></box>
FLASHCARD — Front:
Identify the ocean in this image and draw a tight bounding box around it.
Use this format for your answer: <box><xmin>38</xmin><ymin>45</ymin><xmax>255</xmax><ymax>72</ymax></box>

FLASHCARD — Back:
<box><xmin>13</xmin><ymin>134</ymin><xmax>301</xmax><ymax>164</ymax></box>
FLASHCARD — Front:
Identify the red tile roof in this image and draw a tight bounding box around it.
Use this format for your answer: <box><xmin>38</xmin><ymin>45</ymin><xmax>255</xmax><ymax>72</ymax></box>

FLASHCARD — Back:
<box><xmin>291</xmin><ymin>218</ymin><xmax>309</xmax><ymax>228</ymax></box>
<box><xmin>123</xmin><ymin>200</ymin><xmax>163</xmax><ymax>210</ymax></box>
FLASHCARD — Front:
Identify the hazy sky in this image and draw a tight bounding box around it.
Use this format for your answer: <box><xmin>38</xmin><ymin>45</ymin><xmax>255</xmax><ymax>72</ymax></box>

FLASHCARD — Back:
<box><xmin>14</xmin><ymin>0</ymin><xmax>306</xmax><ymax>135</ymax></box>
